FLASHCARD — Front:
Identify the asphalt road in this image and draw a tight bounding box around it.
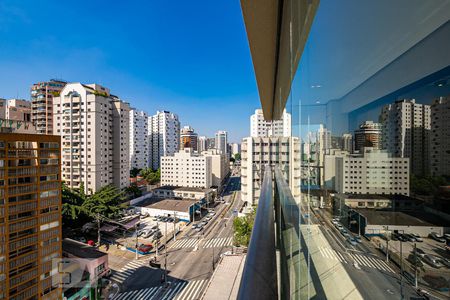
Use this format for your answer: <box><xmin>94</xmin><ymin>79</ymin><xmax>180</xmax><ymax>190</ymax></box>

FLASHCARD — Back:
<box><xmin>112</xmin><ymin>171</ymin><xmax>242</xmax><ymax>299</ymax></box>
<box><xmin>313</xmin><ymin>208</ymin><xmax>424</xmax><ymax>300</ymax></box>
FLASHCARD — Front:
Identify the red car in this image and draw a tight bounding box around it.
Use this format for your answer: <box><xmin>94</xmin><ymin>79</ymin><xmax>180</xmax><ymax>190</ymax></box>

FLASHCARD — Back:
<box><xmin>138</xmin><ymin>243</ymin><xmax>153</xmax><ymax>253</ymax></box>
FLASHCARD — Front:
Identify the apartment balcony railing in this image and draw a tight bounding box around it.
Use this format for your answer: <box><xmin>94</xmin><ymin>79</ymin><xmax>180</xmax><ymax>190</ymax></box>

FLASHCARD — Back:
<box><xmin>238</xmin><ymin>165</ymin><xmax>310</xmax><ymax>300</ymax></box>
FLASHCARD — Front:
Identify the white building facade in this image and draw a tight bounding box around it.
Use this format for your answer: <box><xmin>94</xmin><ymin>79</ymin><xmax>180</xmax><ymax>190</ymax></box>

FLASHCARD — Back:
<box><xmin>160</xmin><ymin>148</ymin><xmax>212</xmax><ymax>189</ymax></box>
<box><xmin>380</xmin><ymin>99</ymin><xmax>431</xmax><ymax>176</ymax></box>
<box><xmin>430</xmin><ymin>96</ymin><xmax>450</xmax><ymax>176</ymax></box>
<box><xmin>241</xmin><ymin>136</ymin><xmax>301</xmax><ymax>206</ymax></box>
<box><xmin>197</xmin><ymin>136</ymin><xmax>208</xmax><ymax>153</ymax></box>
<box><xmin>335</xmin><ymin>148</ymin><xmax>410</xmax><ymax>196</ymax></box>
<box><xmin>53</xmin><ymin>83</ymin><xmax>130</xmax><ymax>193</ymax></box>
<box><xmin>215</xmin><ymin>130</ymin><xmax>228</xmax><ymax>155</ymax></box>
<box><xmin>250</xmin><ymin>108</ymin><xmax>291</xmax><ymax>137</ymax></box>
<box><xmin>129</xmin><ymin>109</ymin><xmax>149</xmax><ymax>170</ymax></box>
<box><xmin>149</xmin><ymin>110</ymin><xmax>180</xmax><ymax>170</ymax></box>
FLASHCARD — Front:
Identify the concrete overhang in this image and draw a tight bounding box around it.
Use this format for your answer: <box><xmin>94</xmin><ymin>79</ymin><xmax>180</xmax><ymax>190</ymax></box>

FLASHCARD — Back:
<box><xmin>240</xmin><ymin>0</ymin><xmax>319</xmax><ymax>121</ymax></box>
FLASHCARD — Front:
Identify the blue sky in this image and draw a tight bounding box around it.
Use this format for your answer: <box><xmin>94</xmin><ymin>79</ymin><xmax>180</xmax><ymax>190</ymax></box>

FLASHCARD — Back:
<box><xmin>0</xmin><ymin>0</ymin><xmax>260</xmax><ymax>142</ymax></box>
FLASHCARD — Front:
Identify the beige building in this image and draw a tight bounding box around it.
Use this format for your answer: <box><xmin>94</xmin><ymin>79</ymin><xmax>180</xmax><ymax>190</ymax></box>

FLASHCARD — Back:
<box><xmin>430</xmin><ymin>96</ymin><xmax>450</xmax><ymax>176</ymax></box>
<box><xmin>335</xmin><ymin>148</ymin><xmax>410</xmax><ymax>196</ymax></box>
<box><xmin>202</xmin><ymin>149</ymin><xmax>230</xmax><ymax>188</ymax></box>
<box><xmin>241</xmin><ymin>136</ymin><xmax>301</xmax><ymax>205</ymax></box>
<box><xmin>0</xmin><ymin>99</ymin><xmax>32</xmax><ymax>122</ymax></box>
<box><xmin>0</xmin><ymin>133</ymin><xmax>62</xmax><ymax>300</ymax></box>
<box><xmin>31</xmin><ymin>80</ymin><xmax>66</xmax><ymax>134</ymax></box>
<box><xmin>161</xmin><ymin>148</ymin><xmax>212</xmax><ymax>189</ymax></box>
<box><xmin>53</xmin><ymin>83</ymin><xmax>130</xmax><ymax>193</ymax></box>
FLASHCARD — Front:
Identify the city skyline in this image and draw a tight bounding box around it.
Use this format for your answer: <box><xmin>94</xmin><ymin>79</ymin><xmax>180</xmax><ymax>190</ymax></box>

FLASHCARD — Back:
<box><xmin>0</xmin><ymin>1</ymin><xmax>259</xmax><ymax>142</ymax></box>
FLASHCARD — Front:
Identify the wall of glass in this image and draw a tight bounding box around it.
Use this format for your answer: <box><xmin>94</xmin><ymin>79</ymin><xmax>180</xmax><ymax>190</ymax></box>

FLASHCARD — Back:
<box><xmin>282</xmin><ymin>1</ymin><xmax>450</xmax><ymax>299</ymax></box>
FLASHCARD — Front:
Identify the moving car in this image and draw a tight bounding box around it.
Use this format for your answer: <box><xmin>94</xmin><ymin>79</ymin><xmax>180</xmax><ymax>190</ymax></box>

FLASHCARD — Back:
<box><xmin>354</xmin><ymin>235</ymin><xmax>362</xmax><ymax>243</ymax></box>
<box><xmin>195</xmin><ymin>225</ymin><xmax>203</xmax><ymax>232</ymax></box>
<box><xmin>429</xmin><ymin>232</ymin><xmax>446</xmax><ymax>243</ymax></box>
<box><xmin>422</xmin><ymin>254</ymin><xmax>444</xmax><ymax>268</ymax></box>
<box><xmin>403</xmin><ymin>234</ymin><xmax>417</xmax><ymax>242</ymax></box>
<box><xmin>340</xmin><ymin>229</ymin><xmax>349</xmax><ymax>237</ymax></box>
<box><xmin>137</xmin><ymin>243</ymin><xmax>153</xmax><ymax>254</ymax></box>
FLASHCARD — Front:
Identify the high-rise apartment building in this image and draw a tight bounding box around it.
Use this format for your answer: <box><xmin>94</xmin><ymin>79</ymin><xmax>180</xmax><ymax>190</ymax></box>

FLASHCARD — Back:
<box><xmin>112</xmin><ymin>100</ymin><xmax>131</xmax><ymax>189</ymax></box>
<box><xmin>197</xmin><ymin>136</ymin><xmax>208</xmax><ymax>153</ymax></box>
<box><xmin>161</xmin><ymin>148</ymin><xmax>212</xmax><ymax>188</ymax></box>
<box><xmin>180</xmin><ymin>126</ymin><xmax>198</xmax><ymax>151</ymax></box>
<box><xmin>148</xmin><ymin>111</ymin><xmax>180</xmax><ymax>170</ymax></box>
<box><xmin>129</xmin><ymin>109</ymin><xmax>149</xmax><ymax>170</ymax></box>
<box><xmin>335</xmin><ymin>148</ymin><xmax>410</xmax><ymax>196</ymax></box>
<box><xmin>231</xmin><ymin>143</ymin><xmax>241</xmax><ymax>157</ymax></box>
<box><xmin>380</xmin><ymin>99</ymin><xmax>431</xmax><ymax>176</ymax></box>
<box><xmin>31</xmin><ymin>80</ymin><xmax>66</xmax><ymax>135</ymax></box>
<box><xmin>250</xmin><ymin>108</ymin><xmax>291</xmax><ymax>137</ymax></box>
<box><xmin>215</xmin><ymin>130</ymin><xmax>228</xmax><ymax>155</ymax></box>
<box><xmin>53</xmin><ymin>83</ymin><xmax>130</xmax><ymax>193</ymax></box>
<box><xmin>206</xmin><ymin>137</ymin><xmax>215</xmax><ymax>150</ymax></box>
<box><xmin>202</xmin><ymin>149</ymin><xmax>229</xmax><ymax>187</ymax></box>
<box><xmin>430</xmin><ymin>96</ymin><xmax>450</xmax><ymax>176</ymax></box>
<box><xmin>241</xmin><ymin>136</ymin><xmax>300</xmax><ymax>205</ymax></box>
<box><xmin>0</xmin><ymin>99</ymin><xmax>32</xmax><ymax>122</ymax></box>
<box><xmin>342</xmin><ymin>133</ymin><xmax>353</xmax><ymax>153</ymax></box>
<box><xmin>354</xmin><ymin>121</ymin><xmax>382</xmax><ymax>153</ymax></box>
<box><xmin>0</xmin><ymin>133</ymin><xmax>62</xmax><ymax>300</ymax></box>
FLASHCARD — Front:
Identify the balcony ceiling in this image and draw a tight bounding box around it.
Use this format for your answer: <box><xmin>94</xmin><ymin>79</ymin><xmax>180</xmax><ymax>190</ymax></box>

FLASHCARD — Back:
<box><xmin>298</xmin><ymin>0</ymin><xmax>450</xmax><ymax>105</ymax></box>
<box><xmin>243</xmin><ymin>0</ymin><xmax>450</xmax><ymax>118</ymax></box>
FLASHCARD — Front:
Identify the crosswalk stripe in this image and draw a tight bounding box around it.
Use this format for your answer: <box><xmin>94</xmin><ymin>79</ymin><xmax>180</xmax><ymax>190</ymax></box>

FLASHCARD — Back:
<box><xmin>328</xmin><ymin>249</ymin><xmax>338</xmax><ymax>261</ymax></box>
<box><xmin>163</xmin><ymin>281</ymin><xmax>187</xmax><ymax>300</ymax></box>
<box><xmin>149</xmin><ymin>287</ymin><xmax>163</xmax><ymax>300</ymax></box>
<box><xmin>336</xmin><ymin>251</ymin><xmax>347</xmax><ymax>263</ymax></box>
<box><xmin>318</xmin><ymin>247</ymin><xmax>325</xmax><ymax>258</ymax></box>
<box><xmin>179</xmin><ymin>280</ymin><xmax>201</xmax><ymax>300</ymax></box>
<box><xmin>322</xmin><ymin>248</ymin><xmax>331</xmax><ymax>259</ymax></box>
<box><xmin>137</xmin><ymin>287</ymin><xmax>151</xmax><ymax>300</ymax></box>
<box><xmin>381</xmin><ymin>261</ymin><xmax>395</xmax><ymax>273</ymax></box>
<box><xmin>357</xmin><ymin>254</ymin><xmax>372</xmax><ymax>268</ymax></box>
<box><xmin>190</xmin><ymin>280</ymin><xmax>206</xmax><ymax>300</ymax></box>
<box><xmin>175</xmin><ymin>280</ymin><xmax>204</xmax><ymax>300</ymax></box>
<box><xmin>122</xmin><ymin>289</ymin><xmax>139</xmax><ymax>300</ymax></box>
<box><xmin>371</xmin><ymin>258</ymin><xmax>387</xmax><ymax>271</ymax></box>
<box><xmin>350</xmin><ymin>253</ymin><xmax>363</xmax><ymax>265</ymax></box>
<box><xmin>205</xmin><ymin>239</ymin><xmax>213</xmax><ymax>248</ymax></box>
<box><xmin>362</xmin><ymin>255</ymin><xmax>377</xmax><ymax>269</ymax></box>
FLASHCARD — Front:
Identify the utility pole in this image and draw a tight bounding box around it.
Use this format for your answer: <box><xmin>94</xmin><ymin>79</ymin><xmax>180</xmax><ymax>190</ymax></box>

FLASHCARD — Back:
<box><xmin>97</xmin><ymin>213</ymin><xmax>101</xmax><ymax>248</ymax></box>
<box><xmin>173</xmin><ymin>211</ymin><xmax>177</xmax><ymax>242</ymax></box>
<box><xmin>164</xmin><ymin>220</ymin><xmax>168</xmax><ymax>285</ymax></box>
<box><xmin>385</xmin><ymin>226</ymin><xmax>389</xmax><ymax>263</ymax></box>
<box><xmin>400</xmin><ymin>238</ymin><xmax>404</xmax><ymax>300</ymax></box>
<box><xmin>135</xmin><ymin>223</ymin><xmax>139</xmax><ymax>260</ymax></box>
<box><xmin>212</xmin><ymin>246</ymin><xmax>215</xmax><ymax>270</ymax></box>
<box><xmin>414</xmin><ymin>242</ymin><xmax>418</xmax><ymax>289</ymax></box>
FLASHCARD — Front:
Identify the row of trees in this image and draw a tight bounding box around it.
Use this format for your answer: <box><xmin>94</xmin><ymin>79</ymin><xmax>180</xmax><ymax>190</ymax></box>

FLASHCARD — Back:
<box><xmin>62</xmin><ymin>182</ymin><xmax>126</xmax><ymax>227</ymax></box>
<box><xmin>130</xmin><ymin>167</ymin><xmax>161</xmax><ymax>185</ymax></box>
<box><xmin>410</xmin><ymin>174</ymin><xmax>450</xmax><ymax>196</ymax></box>
<box><xmin>233</xmin><ymin>207</ymin><xmax>255</xmax><ymax>247</ymax></box>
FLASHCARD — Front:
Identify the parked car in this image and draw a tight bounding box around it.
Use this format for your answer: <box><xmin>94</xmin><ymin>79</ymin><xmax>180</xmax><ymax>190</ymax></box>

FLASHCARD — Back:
<box><xmin>411</xmin><ymin>233</ymin><xmax>423</xmax><ymax>242</ymax></box>
<box><xmin>347</xmin><ymin>237</ymin><xmax>357</xmax><ymax>246</ymax></box>
<box><xmin>423</xmin><ymin>255</ymin><xmax>444</xmax><ymax>268</ymax></box>
<box><xmin>407</xmin><ymin>253</ymin><xmax>424</xmax><ymax>267</ymax></box>
<box><xmin>335</xmin><ymin>223</ymin><xmax>343</xmax><ymax>230</ymax></box>
<box><xmin>137</xmin><ymin>243</ymin><xmax>153</xmax><ymax>254</ymax></box>
<box><xmin>414</xmin><ymin>248</ymin><xmax>426</xmax><ymax>258</ymax></box>
<box><xmin>439</xmin><ymin>257</ymin><xmax>450</xmax><ymax>268</ymax></box>
<box><xmin>195</xmin><ymin>225</ymin><xmax>203</xmax><ymax>232</ymax></box>
<box><xmin>200</xmin><ymin>221</ymin><xmax>208</xmax><ymax>226</ymax></box>
<box><xmin>403</xmin><ymin>234</ymin><xmax>417</xmax><ymax>242</ymax></box>
<box><xmin>167</xmin><ymin>217</ymin><xmax>174</xmax><ymax>223</ymax></box>
<box><xmin>153</xmin><ymin>231</ymin><xmax>162</xmax><ymax>240</ymax></box>
<box><xmin>340</xmin><ymin>229</ymin><xmax>349</xmax><ymax>237</ymax></box>
<box><xmin>429</xmin><ymin>232</ymin><xmax>446</xmax><ymax>243</ymax></box>
<box><xmin>398</xmin><ymin>233</ymin><xmax>408</xmax><ymax>242</ymax></box>
<box><xmin>354</xmin><ymin>235</ymin><xmax>362</xmax><ymax>243</ymax></box>
<box><xmin>76</xmin><ymin>237</ymin><xmax>87</xmax><ymax>243</ymax></box>
<box><xmin>161</xmin><ymin>217</ymin><xmax>169</xmax><ymax>222</ymax></box>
